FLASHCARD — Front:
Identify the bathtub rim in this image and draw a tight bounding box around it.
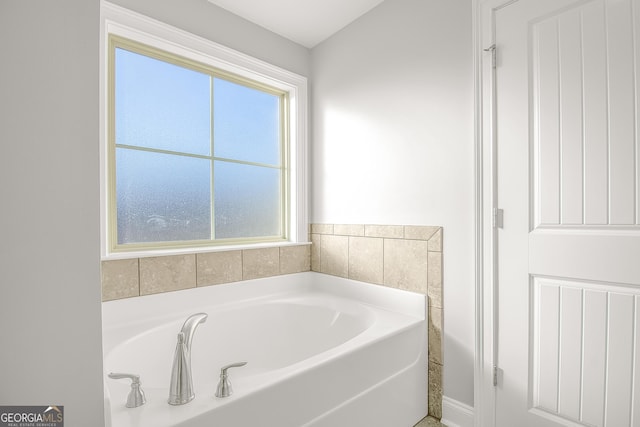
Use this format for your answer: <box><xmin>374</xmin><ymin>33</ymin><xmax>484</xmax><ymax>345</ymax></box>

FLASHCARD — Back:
<box><xmin>102</xmin><ymin>271</ymin><xmax>428</xmax><ymax>427</ymax></box>
<box><xmin>102</xmin><ymin>272</ymin><xmax>427</xmax><ymax>330</ymax></box>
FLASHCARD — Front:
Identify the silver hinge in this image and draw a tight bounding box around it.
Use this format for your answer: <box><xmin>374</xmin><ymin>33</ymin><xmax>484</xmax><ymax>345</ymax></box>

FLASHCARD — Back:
<box><xmin>493</xmin><ymin>365</ymin><xmax>498</xmax><ymax>387</ymax></box>
<box><xmin>484</xmin><ymin>44</ymin><xmax>496</xmax><ymax>68</ymax></box>
<box><xmin>493</xmin><ymin>208</ymin><xmax>504</xmax><ymax>229</ymax></box>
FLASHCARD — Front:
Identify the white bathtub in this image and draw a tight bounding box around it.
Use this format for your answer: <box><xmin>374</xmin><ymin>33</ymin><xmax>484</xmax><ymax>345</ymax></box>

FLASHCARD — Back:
<box><xmin>102</xmin><ymin>271</ymin><xmax>428</xmax><ymax>427</ymax></box>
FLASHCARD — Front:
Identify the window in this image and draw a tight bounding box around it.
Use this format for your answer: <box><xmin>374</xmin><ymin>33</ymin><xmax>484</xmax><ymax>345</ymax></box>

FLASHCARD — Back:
<box><xmin>102</xmin><ymin>4</ymin><xmax>307</xmax><ymax>256</ymax></box>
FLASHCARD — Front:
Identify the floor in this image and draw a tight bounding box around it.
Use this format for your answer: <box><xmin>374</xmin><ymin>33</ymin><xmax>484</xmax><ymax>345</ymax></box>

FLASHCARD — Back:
<box><xmin>414</xmin><ymin>416</ymin><xmax>446</xmax><ymax>427</ymax></box>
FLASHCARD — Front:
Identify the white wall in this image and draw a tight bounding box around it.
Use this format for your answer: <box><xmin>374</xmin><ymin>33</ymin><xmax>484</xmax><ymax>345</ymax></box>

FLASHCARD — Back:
<box><xmin>311</xmin><ymin>0</ymin><xmax>475</xmax><ymax>406</ymax></box>
<box><xmin>0</xmin><ymin>0</ymin><xmax>309</xmax><ymax>423</ymax></box>
<box><xmin>0</xmin><ymin>1</ymin><xmax>105</xmax><ymax>424</ymax></box>
<box><xmin>108</xmin><ymin>0</ymin><xmax>311</xmax><ymax>77</ymax></box>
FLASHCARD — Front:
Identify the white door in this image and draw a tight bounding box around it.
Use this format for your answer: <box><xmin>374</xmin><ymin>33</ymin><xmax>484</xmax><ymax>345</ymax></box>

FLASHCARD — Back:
<box><xmin>494</xmin><ymin>0</ymin><xmax>640</xmax><ymax>425</ymax></box>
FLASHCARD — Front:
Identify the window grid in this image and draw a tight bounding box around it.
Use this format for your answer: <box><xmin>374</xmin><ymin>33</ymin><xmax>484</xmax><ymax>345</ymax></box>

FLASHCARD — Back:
<box><xmin>108</xmin><ymin>35</ymin><xmax>289</xmax><ymax>252</ymax></box>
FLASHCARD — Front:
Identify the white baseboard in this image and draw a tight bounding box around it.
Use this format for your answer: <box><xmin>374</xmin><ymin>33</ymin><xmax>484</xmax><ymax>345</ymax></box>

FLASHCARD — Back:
<box><xmin>441</xmin><ymin>396</ymin><xmax>474</xmax><ymax>427</ymax></box>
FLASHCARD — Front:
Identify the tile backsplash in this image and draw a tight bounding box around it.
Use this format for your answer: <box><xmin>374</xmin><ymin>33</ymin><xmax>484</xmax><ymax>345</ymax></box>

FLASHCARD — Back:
<box><xmin>101</xmin><ymin>245</ymin><xmax>311</xmax><ymax>301</ymax></box>
<box><xmin>101</xmin><ymin>223</ymin><xmax>443</xmax><ymax>418</ymax></box>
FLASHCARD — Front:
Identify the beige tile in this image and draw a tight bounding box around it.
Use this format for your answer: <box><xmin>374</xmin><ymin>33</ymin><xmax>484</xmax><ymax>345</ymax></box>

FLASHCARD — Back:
<box><xmin>348</xmin><ymin>236</ymin><xmax>383</xmax><ymax>284</ymax></box>
<box><xmin>429</xmin><ymin>307</ymin><xmax>443</xmax><ymax>365</ymax></box>
<box><xmin>139</xmin><ymin>255</ymin><xmax>196</xmax><ymax>296</ymax></box>
<box><xmin>334</xmin><ymin>224</ymin><xmax>365</xmax><ymax>236</ymax></box>
<box><xmin>101</xmin><ymin>259</ymin><xmax>139</xmax><ymax>301</ymax></box>
<box><xmin>196</xmin><ymin>251</ymin><xmax>242</xmax><ymax>286</ymax></box>
<box><xmin>280</xmin><ymin>245</ymin><xmax>311</xmax><ymax>274</ymax></box>
<box><xmin>428</xmin><ymin>251</ymin><xmax>443</xmax><ymax>308</ymax></box>
<box><xmin>428</xmin><ymin>362</ymin><xmax>443</xmax><ymax>419</ymax></box>
<box><xmin>365</xmin><ymin>224</ymin><xmax>404</xmax><ymax>239</ymax></box>
<box><xmin>320</xmin><ymin>234</ymin><xmax>349</xmax><ymax>278</ymax></box>
<box><xmin>242</xmin><ymin>247</ymin><xmax>280</xmax><ymax>280</ymax></box>
<box><xmin>310</xmin><ymin>223</ymin><xmax>334</xmax><ymax>235</ymax></box>
<box><xmin>428</xmin><ymin>228</ymin><xmax>443</xmax><ymax>252</ymax></box>
<box><xmin>383</xmin><ymin>238</ymin><xmax>429</xmax><ymax>293</ymax></box>
<box><xmin>414</xmin><ymin>416</ymin><xmax>446</xmax><ymax>427</ymax></box>
<box><xmin>310</xmin><ymin>234</ymin><xmax>321</xmax><ymax>272</ymax></box>
<box><xmin>404</xmin><ymin>225</ymin><xmax>440</xmax><ymax>241</ymax></box>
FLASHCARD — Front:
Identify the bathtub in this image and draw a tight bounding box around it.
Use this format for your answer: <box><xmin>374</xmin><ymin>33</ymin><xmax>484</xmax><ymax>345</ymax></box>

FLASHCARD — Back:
<box><xmin>102</xmin><ymin>271</ymin><xmax>428</xmax><ymax>427</ymax></box>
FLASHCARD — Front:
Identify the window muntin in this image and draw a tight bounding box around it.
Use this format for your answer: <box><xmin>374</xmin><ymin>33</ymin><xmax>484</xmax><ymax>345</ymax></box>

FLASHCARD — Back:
<box><xmin>213</xmin><ymin>78</ymin><xmax>281</xmax><ymax>165</ymax></box>
<box><xmin>115</xmin><ymin>47</ymin><xmax>212</xmax><ymax>156</ymax></box>
<box><xmin>109</xmin><ymin>36</ymin><xmax>289</xmax><ymax>251</ymax></box>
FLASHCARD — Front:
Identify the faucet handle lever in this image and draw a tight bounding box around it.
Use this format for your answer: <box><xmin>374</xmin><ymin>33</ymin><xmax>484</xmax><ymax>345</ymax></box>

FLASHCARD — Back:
<box><xmin>221</xmin><ymin>361</ymin><xmax>247</xmax><ymax>373</ymax></box>
<box><xmin>109</xmin><ymin>372</ymin><xmax>140</xmax><ymax>382</ymax></box>
<box><xmin>216</xmin><ymin>362</ymin><xmax>247</xmax><ymax>398</ymax></box>
<box><xmin>108</xmin><ymin>372</ymin><xmax>146</xmax><ymax>408</ymax></box>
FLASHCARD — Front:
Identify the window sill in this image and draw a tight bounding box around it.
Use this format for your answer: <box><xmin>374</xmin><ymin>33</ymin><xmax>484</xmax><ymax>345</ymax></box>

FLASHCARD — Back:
<box><xmin>101</xmin><ymin>240</ymin><xmax>311</xmax><ymax>261</ymax></box>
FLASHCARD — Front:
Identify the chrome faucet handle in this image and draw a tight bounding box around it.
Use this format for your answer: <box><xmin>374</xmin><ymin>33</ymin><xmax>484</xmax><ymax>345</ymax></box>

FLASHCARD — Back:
<box><xmin>215</xmin><ymin>362</ymin><xmax>247</xmax><ymax>398</ymax></box>
<box><xmin>108</xmin><ymin>372</ymin><xmax>146</xmax><ymax>408</ymax></box>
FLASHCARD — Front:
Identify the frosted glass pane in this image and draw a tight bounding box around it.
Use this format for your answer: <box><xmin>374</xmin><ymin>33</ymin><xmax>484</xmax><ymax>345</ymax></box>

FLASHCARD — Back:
<box><xmin>213</xmin><ymin>78</ymin><xmax>280</xmax><ymax>165</ymax></box>
<box><xmin>115</xmin><ymin>48</ymin><xmax>211</xmax><ymax>156</ymax></box>
<box><xmin>116</xmin><ymin>148</ymin><xmax>211</xmax><ymax>244</ymax></box>
<box><xmin>214</xmin><ymin>161</ymin><xmax>281</xmax><ymax>239</ymax></box>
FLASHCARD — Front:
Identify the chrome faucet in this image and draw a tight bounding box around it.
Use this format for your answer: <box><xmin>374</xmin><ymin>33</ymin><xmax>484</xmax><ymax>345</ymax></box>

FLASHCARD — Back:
<box><xmin>168</xmin><ymin>313</ymin><xmax>208</xmax><ymax>405</ymax></box>
<box><xmin>215</xmin><ymin>362</ymin><xmax>247</xmax><ymax>398</ymax></box>
<box><xmin>108</xmin><ymin>372</ymin><xmax>146</xmax><ymax>408</ymax></box>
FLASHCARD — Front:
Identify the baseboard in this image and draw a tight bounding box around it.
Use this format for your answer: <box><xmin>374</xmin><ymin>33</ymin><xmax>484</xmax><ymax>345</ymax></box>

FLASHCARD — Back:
<box><xmin>441</xmin><ymin>396</ymin><xmax>474</xmax><ymax>427</ymax></box>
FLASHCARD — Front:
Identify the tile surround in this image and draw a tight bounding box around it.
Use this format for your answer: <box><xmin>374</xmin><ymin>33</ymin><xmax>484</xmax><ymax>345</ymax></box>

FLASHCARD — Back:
<box><xmin>348</xmin><ymin>236</ymin><xmax>384</xmax><ymax>284</ymax></box>
<box><xmin>319</xmin><ymin>234</ymin><xmax>349</xmax><ymax>277</ymax></box>
<box><xmin>383</xmin><ymin>238</ymin><xmax>429</xmax><ymax>292</ymax></box>
<box><xmin>279</xmin><ymin>245</ymin><xmax>312</xmax><ymax>275</ymax></box>
<box><xmin>415</xmin><ymin>416</ymin><xmax>447</xmax><ymax>427</ymax></box>
<box><xmin>334</xmin><ymin>223</ymin><xmax>365</xmax><ymax>236</ymax></box>
<box><xmin>101</xmin><ymin>244</ymin><xmax>311</xmax><ymax>300</ymax></box>
<box><xmin>429</xmin><ymin>307</ymin><xmax>443</xmax><ymax>365</ymax></box>
<box><xmin>309</xmin><ymin>223</ymin><xmax>444</xmax><ymax>419</ymax></box>
<box><xmin>101</xmin><ymin>223</ymin><xmax>443</xmax><ymax>418</ymax></box>
<box><xmin>242</xmin><ymin>247</ymin><xmax>280</xmax><ymax>280</ymax></box>
<box><xmin>196</xmin><ymin>250</ymin><xmax>242</xmax><ymax>286</ymax></box>
<box><xmin>428</xmin><ymin>361</ymin><xmax>444</xmax><ymax>419</ymax></box>
<box><xmin>364</xmin><ymin>224</ymin><xmax>405</xmax><ymax>239</ymax></box>
<box><xmin>101</xmin><ymin>258</ymin><xmax>139</xmax><ymax>301</ymax></box>
<box><xmin>428</xmin><ymin>252</ymin><xmax>443</xmax><ymax>309</ymax></box>
<box><xmin>139</xmin><ymin>254</ymin><xmax>196</xmax><ymax>296</ymax></box>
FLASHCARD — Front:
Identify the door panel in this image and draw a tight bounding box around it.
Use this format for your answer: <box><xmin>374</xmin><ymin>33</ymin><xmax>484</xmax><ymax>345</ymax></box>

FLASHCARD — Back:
<box><xmin>529</xmin><ymin>0</ymin><xmax>639</xmax><ymax>228</ymax></box>
<box><xmin>495</xmin><ymin>0</ymin><xmax>640</xmax><ymax>425</ymax></box>
<box><xmin>581</xmin><ymin>0</ymin><xmax>609</xmax><ymax>225</ymax></box>
<box><xmin>532</xmin><ymin>278</ymin><xmax>640</xmax><ymax>425</ymax></box>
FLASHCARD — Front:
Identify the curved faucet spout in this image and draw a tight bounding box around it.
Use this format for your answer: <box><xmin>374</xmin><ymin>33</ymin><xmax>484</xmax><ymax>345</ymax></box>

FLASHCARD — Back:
<box><xmin>168</xmin><ymin>312</ymin><xmax>208</xmax><ymax>405</ymax></box>
<box><xmin>180</xmin><ymin>313</ymin><xmax>208</xmax><ymax>353</ymax></box>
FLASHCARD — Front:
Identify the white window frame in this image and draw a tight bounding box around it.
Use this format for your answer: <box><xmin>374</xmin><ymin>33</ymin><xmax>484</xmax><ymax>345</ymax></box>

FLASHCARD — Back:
<box><xmin>99</xmin><ymin>1</ymin><xmax>308</xmax><ymax>260</ymax></box>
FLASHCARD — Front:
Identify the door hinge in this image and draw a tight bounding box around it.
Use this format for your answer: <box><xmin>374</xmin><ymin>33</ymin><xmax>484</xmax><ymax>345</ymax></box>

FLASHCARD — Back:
<box><xmin>493</xmin><ymin>208</ymin><xmax>504</xmax><ymax>229</ymax></box>
<box><xmin>484</xmin><ymin>44</ymin><xmax>496</xmax><ymax>68</ymax></box>
<box><xmin>493</xmin><ymin>365</ymin><xmax>498</xmax><ymax>387</ymax></box>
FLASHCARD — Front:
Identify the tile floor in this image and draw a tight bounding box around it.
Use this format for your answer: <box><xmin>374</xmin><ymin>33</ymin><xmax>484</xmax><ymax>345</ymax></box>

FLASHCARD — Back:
<box><xmin>414</xmin><ymin>416</ymin><xmax>446</xmax><ymax>427</ymax></box>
